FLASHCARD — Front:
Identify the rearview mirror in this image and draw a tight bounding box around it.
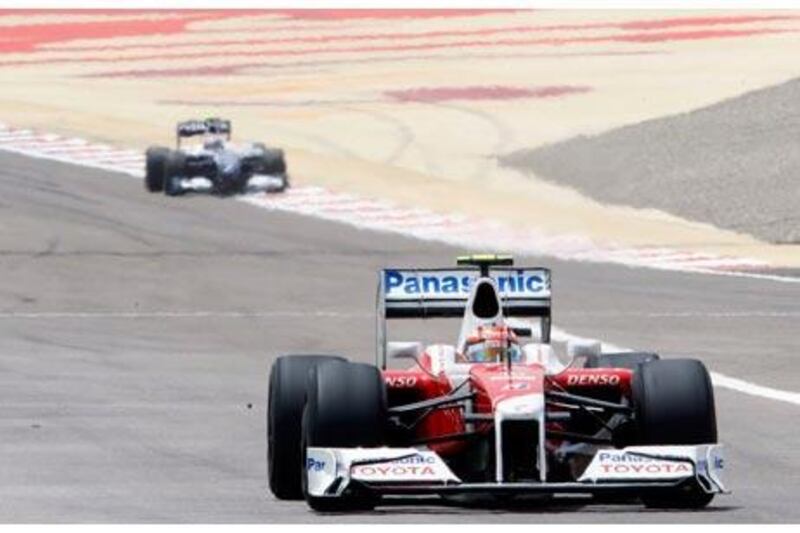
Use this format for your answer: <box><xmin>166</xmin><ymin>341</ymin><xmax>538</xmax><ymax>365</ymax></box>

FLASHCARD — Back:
<box><xmin>505</xmin><ymin>318</ymin><xmax>533</xmax><ymax>338</ymax></box>
<box><xmin>387</xmin><ymin>341</ymin><xmax>423</xmax><ymax>360</ymax></box>
<box><xmin>567</xmin><ymin>339</ymin><xmax>602</xmax><ymax>358</ymax></box>
<box><xmin>511</xmin><ymin>326</ymin><xmax>532</xmax><ymax>337</ymax></box>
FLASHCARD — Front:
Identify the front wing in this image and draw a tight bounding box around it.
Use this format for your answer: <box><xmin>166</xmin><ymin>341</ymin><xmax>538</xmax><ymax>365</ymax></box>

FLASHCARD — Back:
<box><xmin>306</xmin><ymin>445</ymin><xmax>726</xmax><ymax>500</ymax></box>
<box><xmin>171</xmin><ymin>175</ymin><xmax>285</xmax><ymax>193</ymax></box>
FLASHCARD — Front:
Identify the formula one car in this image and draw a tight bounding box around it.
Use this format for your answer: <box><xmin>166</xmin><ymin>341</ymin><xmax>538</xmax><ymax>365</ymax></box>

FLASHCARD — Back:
<box><xmin>145</xmin><ymin>118</ymin><xmax>288</xmax><ymax>196</ymax></box>
<box><xmin>267</xmin><ymin>255</ymin><xmax>726</xmax><ymax>511</ymax></box>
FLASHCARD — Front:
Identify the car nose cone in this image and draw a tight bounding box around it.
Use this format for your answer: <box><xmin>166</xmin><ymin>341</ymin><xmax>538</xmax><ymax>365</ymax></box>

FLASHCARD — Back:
<box><xmin>218</xmin><ymin>151</ymin><xmax>241</xmax><ymax>177</ymax></box>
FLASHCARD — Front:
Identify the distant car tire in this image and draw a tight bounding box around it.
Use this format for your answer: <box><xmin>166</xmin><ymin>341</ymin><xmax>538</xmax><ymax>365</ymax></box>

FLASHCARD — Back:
<box><xmin>267</xmin><ymin>354</ymin><xmax>346</xmax><ymax>501</ymax></box>
<box><xmin>273</xmin><ymin>172</ymin><xmax>290</xmax><ymax>193</ymax></box>
<box><xmin>145</xmin><ymin>146</ymin><xmax>170</xmax><ymax>192</ymax></box>
<box><xmin>251</xmin><ymin>144</ymin><xmax>288</xmax><ymax>192</ymax></box>
<box><xmin>163</xmin><ymin>152</ymin><xmax>186</xmax><ymax>196</ymax></box>
<box><xmin>632</xmin><ymin>359</ymin><xmax>717</xmax><ymax>509</ymax></box>
<box><xmin>258</xmin><ymin>146</ymin><xmax>287</xmax><ymax>176</ymax></box>
<box><xmin>302</xmin><ymin>361</ymin><xmax>386</xmax><ymax>512</ymax></box>
<box><xmin>585</xmin><ymin>351</ymin><xmax>660</xmax><ymax>370</ymax></box>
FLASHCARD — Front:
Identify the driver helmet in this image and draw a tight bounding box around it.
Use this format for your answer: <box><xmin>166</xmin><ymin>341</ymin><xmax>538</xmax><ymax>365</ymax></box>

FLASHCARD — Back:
<box><xmin>462</xmin><ymin>324</ymin><xmax>522</xmax><ymax>363</ymax></box>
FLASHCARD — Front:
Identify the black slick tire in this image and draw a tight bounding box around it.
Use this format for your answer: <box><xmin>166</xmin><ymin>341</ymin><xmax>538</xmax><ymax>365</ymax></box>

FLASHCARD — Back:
<box><xmin>632</xmin><ymin>359</ymin><xmax>717</xmax><ymax>509</ymax></box>
<box><xmin>145</xmin><ymin>146</ymin><xmax>169</xmax><ymax>192</ymax></box>
<box><xmin>267</xmin><ymin>354</ymin><xmax>346</xmax><ymax>501</ymax></box>
<box><xmin>301</xmin><ymin>361</ymin><xmax>386</xmax><ymax>512</ymax></box>
<box><xmin>163</xmin><ymin>151</ymin><xmax>186</xmax><ymax>196</ymax></box>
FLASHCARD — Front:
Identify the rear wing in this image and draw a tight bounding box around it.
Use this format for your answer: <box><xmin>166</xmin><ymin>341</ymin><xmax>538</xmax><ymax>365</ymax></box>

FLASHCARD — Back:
<box><xmin>376</xmin><ymin>267</ymin><xmax>551</xmax><ymax>367</ymax></box>
<box><xmin>175</xmin><ymin>118</ymin><xmax>231</xmax><ymax>147</ymax></box>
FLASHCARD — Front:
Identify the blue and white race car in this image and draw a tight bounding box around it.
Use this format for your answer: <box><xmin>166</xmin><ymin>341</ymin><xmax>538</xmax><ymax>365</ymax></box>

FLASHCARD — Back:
<box><xmin>145</xmin><ymin>118</ymin><xmax>289</xmax><ymax>196</ymax></box>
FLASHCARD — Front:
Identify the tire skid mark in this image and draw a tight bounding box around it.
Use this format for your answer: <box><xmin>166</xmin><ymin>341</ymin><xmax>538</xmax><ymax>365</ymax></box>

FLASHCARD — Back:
<box><xmin>3</xmin><ymin>27</ymin><xmax>794</xmax><ymax>70</ymax></box>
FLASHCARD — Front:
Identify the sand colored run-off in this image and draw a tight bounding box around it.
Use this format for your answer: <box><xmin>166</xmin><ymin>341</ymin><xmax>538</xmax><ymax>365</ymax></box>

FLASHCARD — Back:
<box><xmin>0</xmin><ymin>9</ymin><xmax>799</xmax><ymax>268</ymax></box>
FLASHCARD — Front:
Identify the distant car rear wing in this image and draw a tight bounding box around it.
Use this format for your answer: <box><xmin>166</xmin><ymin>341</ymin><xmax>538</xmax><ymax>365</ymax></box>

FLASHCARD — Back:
<box><xmin>175</xmin><ymin>118</ymin><xmax>232</xmax><ymax>147</ymax></box>
<box><xmin>376</xmin><ymin>267</ymin><xmax>551</xmax><ymax>367</ymax></box>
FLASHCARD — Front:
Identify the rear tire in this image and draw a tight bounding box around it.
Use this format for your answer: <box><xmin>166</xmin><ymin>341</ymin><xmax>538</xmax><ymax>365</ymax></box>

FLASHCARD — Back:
<box><xmin>145</xmin><ymin>146</ymin><xmax>169</xmax><ymax>192</ymax></box>
<box><xmin>302</xmin><ymin>361</ymin><xmax>386</xmax><ymax>512</ymax></box>
<box><xmin>267</xmin><ymin>354</ymin><xmax>346</xmax><ymax>501</ymax></box>
<box><xmin>632</xmin><ymin>359</ymin><xmax>717</xmax><ymax>509</ymax></box>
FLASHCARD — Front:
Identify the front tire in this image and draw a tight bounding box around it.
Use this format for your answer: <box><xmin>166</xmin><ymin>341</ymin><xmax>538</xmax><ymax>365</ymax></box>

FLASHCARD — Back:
<box><xmin>163</xmin><ymin>152</ymin><xmax>186</xmax><ymax>196</ymax></box>
<box><xmin>251</xmin><ymin>144</ymin><xmax>289</xmax><ymax>192</ymax></box>
<box><xmin>145</xmin><ymin>146</ymin><xmax>169</xmax><ymax>192</ymax></box>
<box><xmin>632</xmin><ymin>359</ymin><xmax>717</xmax><ymax>508</ymax></box>
<box><xmin>267</xmin><ymin>354</ymin><xmax>346</xmax><ymax>501</ymax></box>
<box><xmin>273</xmin><ymin>172</ymin><xmax>289</xmax><ymax>193</ymax></box>
<box><xmin>302</xmin><ymin>361</ymin><xmax>386</xmax><ymax>512</ymax></box>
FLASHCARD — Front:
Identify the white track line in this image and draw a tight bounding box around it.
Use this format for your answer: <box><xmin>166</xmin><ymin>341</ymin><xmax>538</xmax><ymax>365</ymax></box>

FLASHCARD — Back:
<box><xmin>559</xmin><ymin>310</ymin><xmax>800</xmax><ymax>318</ymax></box>
<box><xmin>0</xmin><ymin>310</ymin><xmax>368</xmax><ymax>319</ymax></box>
<box><xmin>2</xmin><ymin>124</ymin><xmax>799</xmax><ymax>407</ymax></box>
<box><xmin>551</xmin><ymin>327</ymin><xmax>800</xmax><ymax>407</ymax></box>
<box><xmin>710</xmin><ymin>372</ymin><xmax>800</xmax><ymax>406</ymax></box>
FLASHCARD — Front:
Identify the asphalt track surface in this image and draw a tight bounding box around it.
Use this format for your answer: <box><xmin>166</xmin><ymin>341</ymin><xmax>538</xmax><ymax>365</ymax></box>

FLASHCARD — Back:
<box><xmin>0</xmin><ymin>150</ymin><xmax>798</xmax><ymax>523</ymax></box>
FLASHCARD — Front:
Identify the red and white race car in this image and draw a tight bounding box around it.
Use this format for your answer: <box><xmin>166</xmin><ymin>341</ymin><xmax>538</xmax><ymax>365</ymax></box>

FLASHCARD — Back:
<box><xmin>267</xmin><ymin>255</ymin><xmax>726</xmax><ymax>511</ymax></box>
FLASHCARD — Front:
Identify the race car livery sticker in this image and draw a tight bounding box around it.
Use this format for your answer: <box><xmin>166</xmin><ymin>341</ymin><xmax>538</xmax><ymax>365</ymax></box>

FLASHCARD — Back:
<box><xmin>305</xmin><ymin>447</ymin><xmax>461</xmax><ymax>496</ymax></box>
<box><xmin>383</xmin><ymin>268</ymin><xmax>550</xmax><ymax>300</ymax></box>
<box><xmin>578</xmin><ymin>446</ymin><xmax>707</xmax><ymax>482</ymax></box>
<box><xmin>305</xmin><ymin>448</ymin><xmax>339</xmax><ymax>497</ymax></box>
<box><xmin>565</xmin><ymin>373</ymin><xmax>621</xmax><ymax>386</ymax></box>
<box><xmin>349</xmin><ymin>451</ymin><xmax>459</xmax><ymax>483</ymax></box>
<box><xmin>384</xmin><ymin>375</ymin><xmax>418</xmax><ymax>388</ymax></box>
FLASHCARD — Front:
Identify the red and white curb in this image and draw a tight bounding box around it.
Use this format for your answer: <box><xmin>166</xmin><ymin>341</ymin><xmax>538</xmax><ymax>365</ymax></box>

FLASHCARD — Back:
<box><xmin>244</xmin><ymin>190</ymin><xmax>772</xmax><ymax>274</ymax></box>
<box><xmin>0</xmin><ymin>122</ymin><xmax>776</xmax><ymax>276</ymax></box>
